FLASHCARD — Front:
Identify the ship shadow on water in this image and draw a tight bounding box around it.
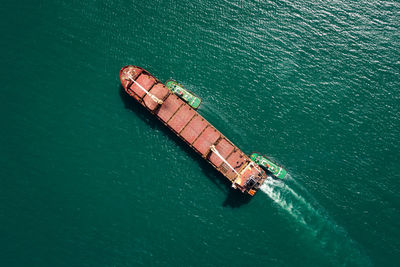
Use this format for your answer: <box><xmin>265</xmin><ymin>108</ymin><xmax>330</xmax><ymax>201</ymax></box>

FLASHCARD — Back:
<box><xmin>119</xmin><ymin>86</ymin><xmax>250</xmax><ymax>208</ymax></box>
<box><xmin>222</xmin><ymin>188</ymin><xmax>251</xmax><ymax>208</ymax></box>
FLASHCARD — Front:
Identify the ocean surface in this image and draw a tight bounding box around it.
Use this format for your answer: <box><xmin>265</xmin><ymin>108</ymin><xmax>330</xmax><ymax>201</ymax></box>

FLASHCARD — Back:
<box><xmin>1</xmin><ymin>0</ymin><xmax>399</xmax><ymax>266</ymax></box>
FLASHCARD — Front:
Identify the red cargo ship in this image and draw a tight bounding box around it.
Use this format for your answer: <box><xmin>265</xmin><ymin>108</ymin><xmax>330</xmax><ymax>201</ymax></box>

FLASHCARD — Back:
<box><xmin>120</xmin><ymin>65</ymin><xmax>268</xmax><ymax>196</ymax></box>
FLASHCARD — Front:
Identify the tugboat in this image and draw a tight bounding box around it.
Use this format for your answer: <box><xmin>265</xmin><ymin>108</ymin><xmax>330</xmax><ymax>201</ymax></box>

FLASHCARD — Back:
<box><xmin>165</xmin><ymin>79</ymin><xmax>202</xmax><ymax>109</ymax></box>
<box><xmin>250</xmin><ymin>152</ymin><xmax>287</xmax><ymax>179</ymax></box>
<box><xmin>120</xmin><ymin>65</ymin><xmax>268</xmax><ymax>196</ymax></box>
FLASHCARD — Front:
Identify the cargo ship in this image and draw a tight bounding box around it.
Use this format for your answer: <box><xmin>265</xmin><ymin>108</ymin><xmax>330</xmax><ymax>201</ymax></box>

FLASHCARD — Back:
<box><xmin>120</xmin><ymin>65</ymin><xmax>268</xmax><ymax>196</ymax></box>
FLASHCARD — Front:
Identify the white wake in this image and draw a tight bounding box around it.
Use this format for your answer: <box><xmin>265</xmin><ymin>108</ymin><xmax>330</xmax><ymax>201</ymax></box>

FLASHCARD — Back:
<box><xmin>260</xmin><ymin>176</ymin><xmax>371</xmax><ymax>266</ymax></box>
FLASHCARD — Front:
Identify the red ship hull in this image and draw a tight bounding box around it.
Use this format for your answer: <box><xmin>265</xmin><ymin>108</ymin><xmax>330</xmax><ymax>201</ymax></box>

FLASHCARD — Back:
<box><xmin>120</xmin><ymin>65</ymin><xmax>267</xmax><ymax>196</ymax></box>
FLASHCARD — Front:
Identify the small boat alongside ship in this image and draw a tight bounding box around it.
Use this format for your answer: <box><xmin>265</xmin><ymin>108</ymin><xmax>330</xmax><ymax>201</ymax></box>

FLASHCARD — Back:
<box><xmin>120</xmin><ymin>65</ymin><xmax>286</xmax><ymax>196</ymax></box>
<box><xmin>250</xmin><ymin>153</ymin><xmax>287</xmax><ymax>179</ymax></box>
<box><xmin>165</xmin><ymin>80</ymin><xmax>202</xmax><ymax>109</ymax></box>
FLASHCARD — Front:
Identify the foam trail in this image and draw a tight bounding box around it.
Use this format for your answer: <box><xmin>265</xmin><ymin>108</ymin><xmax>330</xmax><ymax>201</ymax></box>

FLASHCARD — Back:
<box><xmin>260</xmin><ymin>178</ymin><xmax>313</xmax><ymax>230</ymax></box>
<box><xmin>260</xmin><ymin>176</ymin><xmax>371</xmax><ymax>266</ymax></box>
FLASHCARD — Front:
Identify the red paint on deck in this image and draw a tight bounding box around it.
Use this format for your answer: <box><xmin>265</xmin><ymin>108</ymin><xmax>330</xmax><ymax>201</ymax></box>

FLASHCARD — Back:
<box><xmin>144</xmin><ymin>83</ymin><xmax>170</xmax><ymax>111</ymax></box>
<box><xmin>157</xmin><ymin>94</ymin><xmax>184</xmax><ymax>123</ymax></box>
<box><xmin>130</xmin><ymin>74</ymin><xmax>156</xmax><ymax>98</ymax></box>
<box><xmin>209</xmin><ymin>138</ymin><xmax>235</xmax><ymax>167</ymax></box>
<box><xmin>120</xmin><ymin>67</ymin><xmax>142</xmax><ymax>89</ymax></box>
<box><xmin>224</xmin><ymin>150</ymin><xmax>248</xmax><ymax>181</ymax></box>
<box><xmin>193</xmin><ymin>126</ymin><xmax>221</xmax><ymax>156</ymax></box>
<box><xmin>180</xmin><ymin>115</ymin><xmax>208</xmax><ymax>144</ymax></box>
<box><xmin>168</xmin><ymin>105</ymin><xmax>196</xmax><ymax>133</ymax></box>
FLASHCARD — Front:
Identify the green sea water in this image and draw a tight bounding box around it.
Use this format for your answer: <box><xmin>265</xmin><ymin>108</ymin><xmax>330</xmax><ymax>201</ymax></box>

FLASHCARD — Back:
<box><xmin>1</xmin><ymin>0</ymin><xmax>399</xmax><ymax>266</ymax></box>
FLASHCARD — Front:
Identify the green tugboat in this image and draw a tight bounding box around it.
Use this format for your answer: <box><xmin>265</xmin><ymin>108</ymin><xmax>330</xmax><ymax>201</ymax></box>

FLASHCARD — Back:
<box><xmin>165</xmin><ymin>80</ymin><xmax>202</xmax><ymax>109</ymax></box>
<box><xmin>250</xmin><ymin>152</ymin><xmax>287</xmax><ymax>179</ymax></box>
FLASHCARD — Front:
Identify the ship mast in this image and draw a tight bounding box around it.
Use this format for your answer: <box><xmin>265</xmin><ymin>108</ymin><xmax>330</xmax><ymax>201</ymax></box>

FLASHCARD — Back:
<box><xmin>127</xmin><ymin>75</ymin><xmax>164</xmax><ymax>105</ymax></box>
<box><xmin>210</xmin><ymin>145</ymin><xmax>240</xmax><ymax>176</ymax></box>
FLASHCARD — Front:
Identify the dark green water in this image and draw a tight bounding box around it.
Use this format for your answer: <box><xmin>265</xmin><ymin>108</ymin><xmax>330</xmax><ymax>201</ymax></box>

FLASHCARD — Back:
<box><xmin>1</xmin><ymin>0</ymin><xmax>399</xmax><ymax>266</ymax></box>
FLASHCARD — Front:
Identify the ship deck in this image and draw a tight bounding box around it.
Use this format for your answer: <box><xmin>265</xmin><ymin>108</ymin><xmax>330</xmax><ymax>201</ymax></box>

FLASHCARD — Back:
<box><xmin>120</xmin><ymin>65</ymin><xmax>267</xmax><ymax>195</ymax></box>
